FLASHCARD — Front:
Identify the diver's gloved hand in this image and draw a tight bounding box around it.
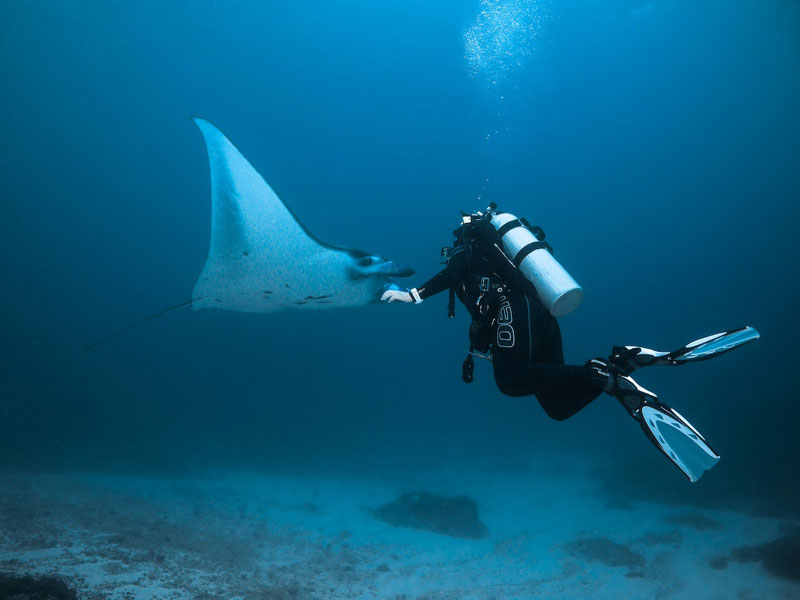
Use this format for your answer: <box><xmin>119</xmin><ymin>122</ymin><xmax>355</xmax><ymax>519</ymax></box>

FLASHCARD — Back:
<box><xmin>381</xmin><ymin>286</ymin><xmax>423</xmax><ymax>303</ymax></box>
<box><xmin>381</xmin><ymin>289</ymin><xmax>412</xmax><ymax>303</ymax></box>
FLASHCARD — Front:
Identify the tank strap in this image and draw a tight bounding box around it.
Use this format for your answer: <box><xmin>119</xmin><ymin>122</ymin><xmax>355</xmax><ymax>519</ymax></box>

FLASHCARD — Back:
<box><xmin>513</xmin><ymin>240</ymin><xmax>553</xmax><ymax>267</ymax></box>
<box><xmin>496</xmin><ymin>218</ymin><xmax>524</xmax><ymax>237</ymax></box>
<box><xmin>495</xmin><ymin>218</ymin><xmax>547</xmax><ymax>240</ymax></box>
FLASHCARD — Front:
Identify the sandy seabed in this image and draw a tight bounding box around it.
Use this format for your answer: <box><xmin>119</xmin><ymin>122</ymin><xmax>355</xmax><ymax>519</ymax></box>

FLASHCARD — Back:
<box><xmin>0</xmin><ymin>464</ymin><xmax>797</xmax><ymax>600</ymax></box>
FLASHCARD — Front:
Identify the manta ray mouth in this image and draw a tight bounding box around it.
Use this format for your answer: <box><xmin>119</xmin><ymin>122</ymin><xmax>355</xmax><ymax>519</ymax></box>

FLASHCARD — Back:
<box><xmin>379</xmin><ymin>261</ymin><xmax>415</xmax><ymax>278</ymax></box>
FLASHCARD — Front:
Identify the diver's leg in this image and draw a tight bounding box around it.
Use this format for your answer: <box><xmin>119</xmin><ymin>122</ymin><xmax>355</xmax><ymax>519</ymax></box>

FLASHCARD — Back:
<box><xmin>491</xmin><ymin>293</ymin><xmax>606</xmax><ymax>420</ymax></box>
<box><xmin>494</xmin><ymin>361</ymin><xmax>605</xmax><ymax>420</ymax></box>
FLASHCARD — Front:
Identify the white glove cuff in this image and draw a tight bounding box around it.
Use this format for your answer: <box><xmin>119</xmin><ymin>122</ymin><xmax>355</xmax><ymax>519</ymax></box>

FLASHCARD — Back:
<box><xmin>410</xmin><ymin>288</ymin><xmax>423</xmax><ymax>304</ymax></box>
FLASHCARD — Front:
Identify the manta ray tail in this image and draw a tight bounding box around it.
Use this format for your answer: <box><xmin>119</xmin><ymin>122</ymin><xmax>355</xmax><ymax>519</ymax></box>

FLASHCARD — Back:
<box><xmin>81</xmin><ymin>299</ymin><xmax>195</xmax><ymax>352</ymax></box>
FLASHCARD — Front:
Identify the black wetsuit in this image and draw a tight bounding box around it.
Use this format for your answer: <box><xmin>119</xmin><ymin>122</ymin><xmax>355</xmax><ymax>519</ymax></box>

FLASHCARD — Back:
<box><xmin>416</xmin><ymin>236</ymin><xmax>603</xmax><ymax>421</ymax></box>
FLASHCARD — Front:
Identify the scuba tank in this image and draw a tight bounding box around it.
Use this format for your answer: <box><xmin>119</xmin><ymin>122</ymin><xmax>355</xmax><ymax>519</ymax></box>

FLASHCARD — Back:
<box><xmin>460</xmin><ymin>205</ymin><xmax>583</xmax><ymax>318</ymax></box>
<box><xmin>489</xmin><ymin>211</ymin><xmax>583</xmax><ymax>317</ymax></box>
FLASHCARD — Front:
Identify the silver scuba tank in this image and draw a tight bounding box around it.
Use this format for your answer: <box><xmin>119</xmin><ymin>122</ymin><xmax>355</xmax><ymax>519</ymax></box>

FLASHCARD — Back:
<box><xmin>489</xmin><ymin>212</ymin><xmax>583</xmax><ymax>317</ymax></box>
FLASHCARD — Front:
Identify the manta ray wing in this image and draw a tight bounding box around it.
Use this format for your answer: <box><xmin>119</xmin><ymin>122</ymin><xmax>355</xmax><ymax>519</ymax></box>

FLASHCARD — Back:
<box><xmin>82</xmin><ymin>119</ymin><xmax>403</xmax><ymax>351</ymax></box>
<box><xmin>191</xmin><ymin>118</ymin><xmax>379</xmax><ymax>313</ymax></box>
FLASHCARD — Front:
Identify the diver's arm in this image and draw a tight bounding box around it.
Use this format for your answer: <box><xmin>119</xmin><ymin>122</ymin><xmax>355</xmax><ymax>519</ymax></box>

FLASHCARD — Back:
<box><xmin>381</xmin><ymin>246</ymin><xmax>468</xmax><ymax>304</ymax></box>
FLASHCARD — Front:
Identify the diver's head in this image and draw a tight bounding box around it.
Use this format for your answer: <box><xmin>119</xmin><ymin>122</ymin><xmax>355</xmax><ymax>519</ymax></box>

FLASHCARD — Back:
<box><xmin>456</xmin><ymin>203</ymin><xmax>497</xmax><ymax>240</ymax></box>
<box><xmin>460</xmin><ymin>202</ymin><xmax>497</xmax><ymax>225</ymax></box>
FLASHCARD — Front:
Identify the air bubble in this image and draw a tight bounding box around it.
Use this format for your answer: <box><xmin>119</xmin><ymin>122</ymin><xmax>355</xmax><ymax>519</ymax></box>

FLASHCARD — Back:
<box><xmin>464</xmin><ymin>0</ymin><xmax>549</xmax><ymax>85</ymax></box>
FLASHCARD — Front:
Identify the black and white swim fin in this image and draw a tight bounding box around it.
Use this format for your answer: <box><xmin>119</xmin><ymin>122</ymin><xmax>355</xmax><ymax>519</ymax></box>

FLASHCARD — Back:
<box><xmin>610</xmin><ymin>326</ymin><xmax>760</xmax><ymax>376</ymax></box>
<box><xmin>636</xmin><ymin>397</ymin><xmax>720</xmax><ymax>482</ymax></box>
<box><xmin>608</xmin><ymin>372</ymin><xmax>721</xmax><ymax>482</ymax></box>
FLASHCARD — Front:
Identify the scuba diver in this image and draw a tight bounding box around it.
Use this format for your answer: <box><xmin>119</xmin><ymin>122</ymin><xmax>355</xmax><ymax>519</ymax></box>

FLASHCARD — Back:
<box><xmin>381</xmin><ymin>204</ymin><xmax>759</xmax><ymax>482</ymax></box>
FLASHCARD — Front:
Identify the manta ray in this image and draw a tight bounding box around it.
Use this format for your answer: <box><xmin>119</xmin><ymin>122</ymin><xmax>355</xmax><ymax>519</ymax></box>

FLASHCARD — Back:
<box><xmin>191</xmin><ymin>117</ymin><xmax>414</xmax><ymax>312</ymax></box>
<box><xmin>84</xmin><ymin>119</ymin><xmax>414</xmax><ymax>350</ymax></box>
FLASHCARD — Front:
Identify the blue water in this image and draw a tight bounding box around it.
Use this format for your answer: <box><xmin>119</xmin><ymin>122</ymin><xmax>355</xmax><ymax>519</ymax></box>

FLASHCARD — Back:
<box><xmin>1</xmin><ymin>0</ymin><xmax>798</xmax><ymax>567</ymax></box>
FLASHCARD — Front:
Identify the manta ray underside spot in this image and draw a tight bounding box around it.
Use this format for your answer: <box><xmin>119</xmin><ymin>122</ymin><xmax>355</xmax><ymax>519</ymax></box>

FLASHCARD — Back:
<box><xmin>191</xmin><ymin>117</ymin><xmax>413</xmax><ymax>313</ymax></box>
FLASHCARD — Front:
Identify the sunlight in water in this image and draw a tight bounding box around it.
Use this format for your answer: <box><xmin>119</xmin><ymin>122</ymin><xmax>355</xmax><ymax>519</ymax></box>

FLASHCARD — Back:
<box><xmin>464</xmin><ymin>0</ymin><xmax>549</xmax><ymax>85</ymax></box>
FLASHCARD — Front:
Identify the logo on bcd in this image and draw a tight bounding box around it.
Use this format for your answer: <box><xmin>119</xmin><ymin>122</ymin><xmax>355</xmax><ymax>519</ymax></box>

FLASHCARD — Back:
<box><xmin>496</xmin><ymin>295</ymin><xmax>515</xmax><ymax>348</ymax></box>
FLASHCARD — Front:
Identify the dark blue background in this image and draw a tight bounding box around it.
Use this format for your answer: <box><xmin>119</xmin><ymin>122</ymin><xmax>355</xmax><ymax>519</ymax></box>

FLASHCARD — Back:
<box><xmin>1</xmin><ymin>0</ymin><xmax>798</xmax><ymax>513</ymax></box>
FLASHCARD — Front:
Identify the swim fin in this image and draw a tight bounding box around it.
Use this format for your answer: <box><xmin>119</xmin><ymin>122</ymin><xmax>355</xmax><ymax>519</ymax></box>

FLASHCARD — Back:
<box><xmin>608</xmin><ymin>371</ymin><xmax>720</xmax><ymax>482</ymax></box>
<box><xmin>637</xmin><ymin>397</ymin><xmax>720</xmax><ymax>482</ymax></box>
<box><xmin>610</xmin><ymin>326</ymin><xmax>760</xmax><ymax>376</ymax></box>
